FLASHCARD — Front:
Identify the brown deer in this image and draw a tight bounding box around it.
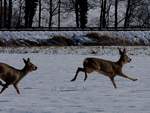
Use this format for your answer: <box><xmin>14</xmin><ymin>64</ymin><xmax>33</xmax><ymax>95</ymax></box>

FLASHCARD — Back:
<box><xmin>71</xmin><ymin>48</ymin><xmax>138</xmax><ymax>88</ymax></box>
<box><xmin>0</xmin><ymin>58</ymin><xmax>37</xmax><ymax>94</ymax></box>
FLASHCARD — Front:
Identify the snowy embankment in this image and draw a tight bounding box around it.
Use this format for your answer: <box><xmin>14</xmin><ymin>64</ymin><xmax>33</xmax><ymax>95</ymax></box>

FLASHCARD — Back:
<box><xmin>0</xmin><ymin>46</ymin><xmax>150</xmax><ymax>113</ymax></box>
<box><xmin>0</xmin><ymin>31</ymin><xmax>150</xmax><ymax>46</ymax></box>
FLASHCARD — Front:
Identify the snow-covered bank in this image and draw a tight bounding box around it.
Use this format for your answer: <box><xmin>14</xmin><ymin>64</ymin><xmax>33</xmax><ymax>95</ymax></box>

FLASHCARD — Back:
<box><xmin>0</xmin><ymin>47</ymin><xmax>150</xmax><ymax>113</ymax></box>
<box><xmin>0</xmin><ymin>31</ymin><xmax>150</xmax><ymax>46</ymax></box>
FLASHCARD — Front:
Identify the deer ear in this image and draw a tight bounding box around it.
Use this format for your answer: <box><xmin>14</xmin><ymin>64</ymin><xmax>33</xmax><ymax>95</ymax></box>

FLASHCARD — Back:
<box><xmin>27</xmin><ymin>58</ymin><xmax>30</xmax><ymax>63</ymax></box>
<box><xmin>23</xmin><ymin>58</ymin><xmax>27</xmax><ymax>63</ymax></box>
<box><xmin>118</xmin><ymin>48</ymin><xmax>122</xmax><ymax>55</ymax></box>
<box><xmin>123</xmin><ymin>48</ymin><xmax>126</xmax><ymax>53</ymax></box>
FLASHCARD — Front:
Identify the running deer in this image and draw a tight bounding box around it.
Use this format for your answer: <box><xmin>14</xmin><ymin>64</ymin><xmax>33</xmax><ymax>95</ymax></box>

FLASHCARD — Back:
<box><xmin>71</xmin><ymin>48</ymin><xmax>138</xmax><ymax>88</ymax></box>
<box><xmin>0</xmin><ymin>58</ymin><xmax>37</xmax><ymax>94</ymax></box>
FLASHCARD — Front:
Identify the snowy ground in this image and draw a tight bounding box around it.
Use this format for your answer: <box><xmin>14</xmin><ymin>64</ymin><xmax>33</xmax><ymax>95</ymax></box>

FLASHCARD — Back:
<box><xmin>0</xmin><ymin>47</ymin><xmax>150</xmax><ymax>113</ymax></box>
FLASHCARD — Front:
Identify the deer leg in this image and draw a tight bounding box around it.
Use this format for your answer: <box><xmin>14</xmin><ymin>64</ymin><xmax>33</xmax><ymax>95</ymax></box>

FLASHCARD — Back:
<box><xmin>13</xmin><ymin>84</ymin><xmax>20</xmax><ymax>95</ymax></box>
<box><xmin>110</xmin><ymin>77</ymin><xmax>117</xmax><ymax>89</ymax></box>
<box><xmin>0</xmin><ymin>84</ymin><xmax>9</xmax><ymax>94</ymax></box>
<box><xmin>71</xmin><ymin>67</ymin><xmax>85</xmax><ymax>82</ymax></box>
<box><xmin>119</xmin><ymin>73</ymin><xmax>138</xmax><ymax>81</ymax></box>
<box><xmin>0</xmin><ymin>81</ymin><xmax>5</xmax><ymax>87</ymax></box>
<box><xmin>84</xmin><ymin>71</ymin><xmax>88</xmax><ymax>81</ymax></box>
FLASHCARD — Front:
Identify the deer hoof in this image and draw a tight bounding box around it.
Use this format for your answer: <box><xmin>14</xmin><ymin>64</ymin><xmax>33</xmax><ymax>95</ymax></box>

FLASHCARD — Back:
<box><xmin>70</xmin><ymin>79</ymin><xmax>75</xmax><ymax>82</ymax></box>
<box><xmin>133</xmin><ymin>78</ymin><xmax>138</xmax><ymax>81</ymax></box>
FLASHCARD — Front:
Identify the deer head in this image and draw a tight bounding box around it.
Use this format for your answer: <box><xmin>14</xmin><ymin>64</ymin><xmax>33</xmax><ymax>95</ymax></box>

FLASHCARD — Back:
<box><xmin>118</xmin><ymin>48</ymin><xmax>131</xmax><ymax>64</ymax></box>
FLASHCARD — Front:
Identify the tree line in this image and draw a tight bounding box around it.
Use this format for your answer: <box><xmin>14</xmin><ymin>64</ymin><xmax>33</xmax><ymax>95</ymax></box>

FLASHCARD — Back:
<box><xmin>0</xmin><ymin>0</ymin><xmax>149</xmax><ymax>29</ymax></box>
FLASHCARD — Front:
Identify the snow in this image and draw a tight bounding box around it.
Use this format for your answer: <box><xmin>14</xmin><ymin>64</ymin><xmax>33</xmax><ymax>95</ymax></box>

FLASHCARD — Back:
<box><xmin>72</xmin><ymin>35</ymin><xmax>94</xmax><ymax>45</ymax></box>
<box><xmin>0</xmin><ymin>47</ymin><xmax>150</xmax><ymax>113</ymax></box>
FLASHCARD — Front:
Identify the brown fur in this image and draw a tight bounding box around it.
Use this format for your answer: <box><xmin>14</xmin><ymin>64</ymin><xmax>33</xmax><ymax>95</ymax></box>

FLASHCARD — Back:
<box><xmin>0</xmin><ymin>58</ymin><xmax>37</xmax><ymax>94</ymax></box>
<box><xmin>71</xmin><ymin>48</ymin><xmax>138</xmax><ymax>88</ymax></box>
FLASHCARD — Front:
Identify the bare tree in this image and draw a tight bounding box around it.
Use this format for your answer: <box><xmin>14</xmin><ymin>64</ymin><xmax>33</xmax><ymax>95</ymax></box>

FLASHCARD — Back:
<box><xmin>47</xmin><ymin>0</ymin><xmax>60</xmax><ymax>28</ymax></box>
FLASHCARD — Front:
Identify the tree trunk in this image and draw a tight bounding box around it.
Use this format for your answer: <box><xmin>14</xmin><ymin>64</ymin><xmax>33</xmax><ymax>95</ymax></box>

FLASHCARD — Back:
<box><xmin>4</xmin><ymin>0</ymin><xmax>7</xmax><ymax>27</ymax></box>
<box><xmin>38</xmin><ymin>0</ymin><xmax>41</xmax><ymax>27</ymax></box>
<box><xmin>29</xmin><ymin>0</ymin><xmax>38</xmax><ymax>27</ymax></box>
<box><xmin>58</xmin><ymin>0</ymin><xmax>61</xmax><ymax>28</ymax></box>
<box><xmin>103</xmin><ymin>0</ymin><xmax>107</xmax><ymax>28</ymax></box>
<box><xmin>8</xmin><ymin>0</ymin><xmax>12</xmax><ymax>28</ymax></box>
<box><xmin>124</xmin><ymin>0</ymin><xmax>131</xmax><ymax>27</ymax></box>
<box><xmin>25</xmin><ymin>0</ymin><xmax>38</xmax><ymax>28</ymax></box>
<box><xmin>75</xmin><ymin>0</ymin><xmax>79</xmax><ymax>27</ymax></box>
<box><xmin>0</xmin><ymin>0</ymin><xmax>2</xmax><ymax>27</ymax></box>
<box><xmin>49</xmin><ymin>0</ymin><xmax>52</xmax><ymax>28</ymax></box>
<box><xmin>100</xmin><ymin>0</ymin><xmax>104</xmax><ymax>28</ymax></box>
<box><xmin>100</xmin><ymin>0</ymin><xmax>107</xmax><ymax>28</ymax></box>
<box><xmin>25</xmin><ymin>0</ymin><xmax>29</xmax><ymax>27</ymax></box>
<box><xmin>79</xmin><ymin>0</ymin><xmax>88</xmax><ymax>28</ymax></box>
<box><xmin>16</xmin><ymin>0</ymin><xmax>22</xmax><ymax>27</ymax></box>
<box><xmin>115</xmin><ymin>0</ymin><xmax>118</xmax><ymax>29</ymax></box>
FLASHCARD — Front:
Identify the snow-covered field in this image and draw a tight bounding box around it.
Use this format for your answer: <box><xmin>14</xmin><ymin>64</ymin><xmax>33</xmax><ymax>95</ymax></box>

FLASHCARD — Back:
<box><xmin>0</xmin><ymin>47</ymin><xmax>150</xmax><ymax>113</ymax></box>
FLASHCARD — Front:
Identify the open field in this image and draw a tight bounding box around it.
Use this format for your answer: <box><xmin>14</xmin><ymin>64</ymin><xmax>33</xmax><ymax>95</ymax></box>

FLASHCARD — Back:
<box><xmin>0</xmin><ymin>46</ymin><xmax>149</xmax><ymax>113</ymax></box>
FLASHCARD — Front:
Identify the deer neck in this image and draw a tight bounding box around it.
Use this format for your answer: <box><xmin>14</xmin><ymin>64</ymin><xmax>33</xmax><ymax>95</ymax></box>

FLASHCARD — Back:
<box><xmin>116</xmin><ymin>57</ymin><xmax>124</xmax><ymax>67</ymax></box>
<box><xmin>14</xmin><ymin>66</ymin><xmax>29</xmax><ymax>84</ymax></box>
<box><xmin>20</xmin><ymin>66</ymin><xmax>29</xmax><ymax>78</ymax></box>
